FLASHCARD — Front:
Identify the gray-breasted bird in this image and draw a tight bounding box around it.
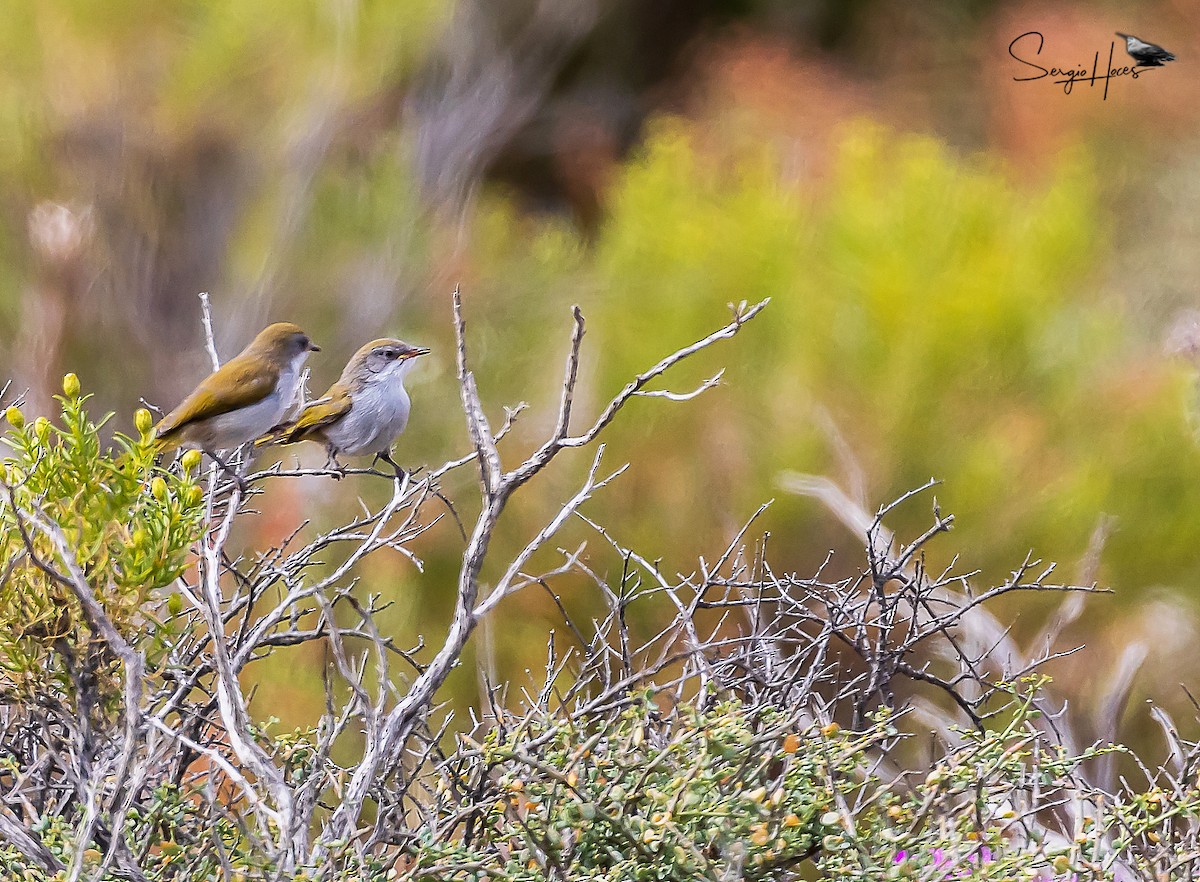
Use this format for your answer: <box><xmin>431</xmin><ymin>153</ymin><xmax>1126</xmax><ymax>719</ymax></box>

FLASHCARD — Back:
<box><xmin>154</xmin><ymin>322</ymin><xmax>320</xmax><ymax>458</ymax></box>
<box><xmin>1116</xmin><ymin>32</ymin><xmax>1176</xmax><ymax>67</ymax></box>
<box><xmin>258</xmin><ymin>337</ymin><xmax>429</xmax><ymax>474</ymax></box>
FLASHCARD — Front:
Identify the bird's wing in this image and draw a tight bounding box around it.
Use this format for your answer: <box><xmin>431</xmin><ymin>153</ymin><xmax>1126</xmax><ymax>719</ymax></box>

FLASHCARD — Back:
<box><xmin>1125</xmin><ymin>35</ymin><xmax>1175</xmax><ymax>60</ymax></box>
<box><xmin>155</xmin><ymin>354</ymin><xmax>278</xmax><ymax>441</ymax></box>
<box><xmin>263</xmin><ymin>385</ymin><xmax>353</xmax><ymax>445</ymax></box>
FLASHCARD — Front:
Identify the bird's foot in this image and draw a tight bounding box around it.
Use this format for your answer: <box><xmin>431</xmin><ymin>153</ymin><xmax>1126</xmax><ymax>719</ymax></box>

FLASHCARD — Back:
<box><xmin>323</xmin><ymin>452</ymin><xmax>346</xmax><ymax>481</ymax></box>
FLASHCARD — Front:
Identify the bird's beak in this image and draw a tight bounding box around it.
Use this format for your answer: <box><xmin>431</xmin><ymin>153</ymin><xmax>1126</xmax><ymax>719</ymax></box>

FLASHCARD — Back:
<box><xmin>309</xmin><ymin>342</ymin><xmax>321</xmax><ymax>352</ymax></box>
<box><xmin>405</xmin><ymin>347</ymin><xmax>431</xmax><ymax>359</ymax></box>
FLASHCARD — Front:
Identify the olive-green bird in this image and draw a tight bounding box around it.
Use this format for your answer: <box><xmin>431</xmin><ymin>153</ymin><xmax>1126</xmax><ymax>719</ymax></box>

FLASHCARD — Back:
<box><xmin>154</xmin><ymin>322</ymin><xmax>320</xmax><ymax>454</ymax></box>
<box><xmin>258</xmin><ymin>337</ymin><xmax>429</xmax><ymax>473</ymax></box>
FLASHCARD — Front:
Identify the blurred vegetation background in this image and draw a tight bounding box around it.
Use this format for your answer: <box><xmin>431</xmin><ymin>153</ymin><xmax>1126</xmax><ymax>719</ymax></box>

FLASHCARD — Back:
<box><xmin>4</xmin><ymin>0</ymin><xmax>1200</xmax><ymax>748</ymax></box>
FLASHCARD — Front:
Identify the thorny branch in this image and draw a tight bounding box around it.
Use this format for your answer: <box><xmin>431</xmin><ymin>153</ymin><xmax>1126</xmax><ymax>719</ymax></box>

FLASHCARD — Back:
<box><xmin>316</xmin><ymin>289</ymin><xmax>768</xmax><ymax>855</ymax></box>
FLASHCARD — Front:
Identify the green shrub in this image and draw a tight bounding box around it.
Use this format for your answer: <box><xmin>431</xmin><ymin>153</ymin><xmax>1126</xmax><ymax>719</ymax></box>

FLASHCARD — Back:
<box><xmin>405</xmin><ymin>685</ymin><xmax>1118</xmax><ymax>882</ymax></box>
<box><xmin>0</xmin><ymin>375</ymin><xmax>204</xmax><ymax>708</ymax></box>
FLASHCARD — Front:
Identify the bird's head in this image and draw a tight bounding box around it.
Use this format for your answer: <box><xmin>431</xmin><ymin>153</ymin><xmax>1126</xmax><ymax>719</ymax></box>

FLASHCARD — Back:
<box><xmin>250</xmin><ymin>322</ymin><xmax>321</xmax><ymax>368</ymax></box>
<box><xmin>342</xmin><ymin>338</ymin><xmax>430</xmax><ymax>388</ymax></box>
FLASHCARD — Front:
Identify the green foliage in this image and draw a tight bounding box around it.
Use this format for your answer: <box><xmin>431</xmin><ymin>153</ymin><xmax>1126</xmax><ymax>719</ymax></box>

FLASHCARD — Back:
<box><xmin>0</xmin><ymin>727</ymin><xmax>389</xmax><ymax>882</ymax></box>
<box><xmin>455</xmin><ymin>117</ymin><xmax>1200</xmax><ymax>610</ymax></box>
<box><xmin>583</xmin><ymin>120</ymin><xmax>1112</xmax><ymax>571</ymax></box>
<box><xmin>16</xmin><ymin>782</ymin><xmax>268</xmax><ymax>881</ymax></box>
<box><xmin>404</xmin><ymin>686</ymin><xmax>1127</xmax><ymax>881</ymax></box>
<box><xmin>813</xmin><ymin>683</ymin><xmax>1114</xmax><ymax>881</ymax></box>
<box><xmin>0</xmin><ymin>665</ymin><xmax>1191</xmax><ymax>881</ymax></box>
<box><xmin>0</xmin><ymin>1</ymin><xmax>447</xmax><ymax>133</ymax></box>
<box><xmin>416</xmin><ymin>700</ymin><xmax>845</xmax><ymax>880</ymax></box>
<box><xmin>0</xmin><ymin>376</ymin><xmax>204</xmax><ymax>704</ymax></box>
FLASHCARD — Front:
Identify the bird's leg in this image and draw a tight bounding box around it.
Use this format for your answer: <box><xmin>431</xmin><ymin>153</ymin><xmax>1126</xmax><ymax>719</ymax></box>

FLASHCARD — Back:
<box><xmin>324</xmin><ymin>445</ymin><xmax>345</xmax><ymax>481</ymax></box>
<box><xmin>375</xmin><ymin>449</ymin><xmax>406</xmax><ymax>481</ymax></box>
<box><xmin>206</xmin><ymin>448</ymin><xmax>250</xmax><ymax>494</ymax></box>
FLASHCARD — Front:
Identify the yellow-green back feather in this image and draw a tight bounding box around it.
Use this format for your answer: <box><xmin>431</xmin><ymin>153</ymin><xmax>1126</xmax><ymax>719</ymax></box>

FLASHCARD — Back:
<box><xmin>154</xmin><ymin>352</ymin><xmax>279</xmax><ymax>445</ymax></box>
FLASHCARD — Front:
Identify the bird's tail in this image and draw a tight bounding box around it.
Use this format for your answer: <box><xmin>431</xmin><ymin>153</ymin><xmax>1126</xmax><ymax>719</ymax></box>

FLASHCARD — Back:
<box><xmin>150</xmin><ymin>434</ymin><xmax>177</xmax><ymax>454</ymax></box>
<box><xmin>254</xmin><ymin>421</ymin><xmax>302</xmax><ymax>448</ymax></box>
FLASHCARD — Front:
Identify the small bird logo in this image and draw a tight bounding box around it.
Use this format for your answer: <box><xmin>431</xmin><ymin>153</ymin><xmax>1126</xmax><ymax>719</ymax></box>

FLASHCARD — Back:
<box><xmin>1116</xmin><ymin>32</ymin><xmax>1176</xmax><ymax>67</ymax></box>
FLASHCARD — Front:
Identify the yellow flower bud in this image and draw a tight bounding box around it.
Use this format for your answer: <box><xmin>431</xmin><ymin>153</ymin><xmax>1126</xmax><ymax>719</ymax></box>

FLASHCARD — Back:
<box><xmin>135</xmin><ymin>408</ymin><xmax>153</xmax><ymax>438</ymax></box>
<box><xmin>181</xmin><ymin>449</ymin><xmax>202</xmax><ymax>472</ymax></box>
<box><xmin>184</xmin><ymin>485</ymin><xmax>204</xmax><ymax>507</ymax></box>
<box><xmin>62</xmin><ymin>372</ymin><xmax>80</xmax><ymax>398</ymax></box>
<box><xmin>151</xmin><ymin>476</ymin><xmax>169</xmax><ymax>503</ymax></box>
<box><xmin>167</xmin><ymin>593</ymin><xmax>184</xmax><ymax>616</ymax></box>
<box><xmin>33</xmin><ymin>417</ymin><xmax>51</xmax><ymax>443</ymax></box>
<box><xmin>4</xmin><ymin>407</ymin><xmax>23</xmax><ymax>430</ymax></box>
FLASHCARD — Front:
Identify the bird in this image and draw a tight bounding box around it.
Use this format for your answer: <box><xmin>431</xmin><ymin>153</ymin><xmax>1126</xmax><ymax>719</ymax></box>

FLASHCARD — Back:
<box><xmin>257</xmin><ymin>337</ymin><xmax>429</xmax><ymax>476</ymax></box>
<box><xmin>154</xmin><ymin>322</ymin><xmax>320</xmax><ymax>480</ymax></box>
<box><xmin>1116</xmin><ymin>32</ymin><xmax>1176</xmax><ymax>67</ymax></box>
